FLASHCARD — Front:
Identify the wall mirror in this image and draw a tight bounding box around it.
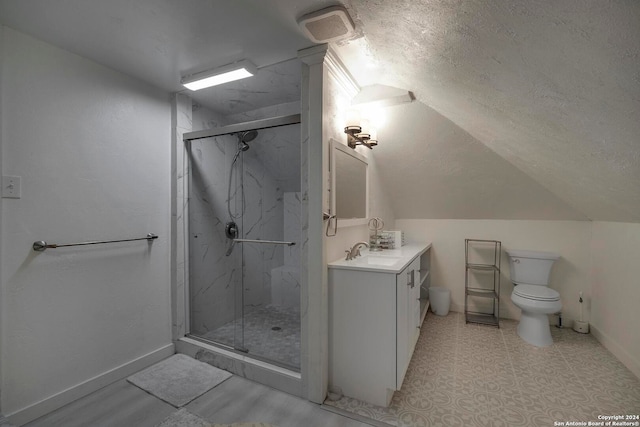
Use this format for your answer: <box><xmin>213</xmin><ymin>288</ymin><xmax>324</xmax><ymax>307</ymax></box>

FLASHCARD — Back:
<box><xmin>331</xmin><ymin>139</ymin><xmax>368</xmax><ymax>225</ymax></box>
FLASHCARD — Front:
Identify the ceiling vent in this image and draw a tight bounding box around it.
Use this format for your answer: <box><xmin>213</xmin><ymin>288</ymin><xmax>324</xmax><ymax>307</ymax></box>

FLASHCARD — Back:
<box><xmin>297</xmin><ymin>5</ymin><xmax>356</xmax><ymax>43</ymax></box>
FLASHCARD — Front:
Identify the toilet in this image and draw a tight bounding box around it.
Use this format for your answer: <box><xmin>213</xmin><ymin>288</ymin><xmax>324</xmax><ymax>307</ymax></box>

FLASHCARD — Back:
<box><xmin>507</xmin><ymin>249</ymin><xmax>561</xmax><ymax>347</ymax></box>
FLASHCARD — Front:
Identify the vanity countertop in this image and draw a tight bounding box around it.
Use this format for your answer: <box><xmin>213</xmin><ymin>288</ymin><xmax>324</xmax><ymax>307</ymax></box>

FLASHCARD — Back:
<box><xmin>328</xmin><ymin>242</ymin><xmax>431</xmax><ymax>273</ymax></box>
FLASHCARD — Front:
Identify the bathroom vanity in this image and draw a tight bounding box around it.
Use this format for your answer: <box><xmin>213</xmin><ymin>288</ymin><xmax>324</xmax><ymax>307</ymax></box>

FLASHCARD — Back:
<box><xmin>328</xmin><ymin>243</ymin><xmax>432</xmax><ymax>406</ymax></box>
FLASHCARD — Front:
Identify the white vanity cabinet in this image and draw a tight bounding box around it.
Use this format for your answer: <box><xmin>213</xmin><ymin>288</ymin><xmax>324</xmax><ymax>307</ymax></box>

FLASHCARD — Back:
<box><xmin>396</xmin><ymin>256</ymin><xmax>421</xmax><ymax>387</ymax></box>
<box><xmin>328</xmin><ymin>243</ymin><xmax>431</xmax><ymax>407</ymax></box>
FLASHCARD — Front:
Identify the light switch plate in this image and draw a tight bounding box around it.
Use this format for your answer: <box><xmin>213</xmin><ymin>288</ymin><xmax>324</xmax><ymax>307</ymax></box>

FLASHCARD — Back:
<box><xmin>2</xmin><ymin>175</ymin><xmax>22</xmax><ymax>199</ymax></box>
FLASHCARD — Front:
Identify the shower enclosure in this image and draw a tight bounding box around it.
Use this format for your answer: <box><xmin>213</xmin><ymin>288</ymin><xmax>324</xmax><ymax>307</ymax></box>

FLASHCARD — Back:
<box><xmin>185</xmin><ymin>115</ymin><xmax>301</xmax><ymax>371</ymax></box>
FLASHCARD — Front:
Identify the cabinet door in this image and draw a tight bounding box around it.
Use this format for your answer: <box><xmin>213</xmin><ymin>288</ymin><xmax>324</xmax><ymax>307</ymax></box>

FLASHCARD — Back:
<box><xmin>396</xmin><ymin>257</ymin><xmax>422</xmax><ymax>389</ymax></box>
<box><xmin>330</xmin><ymin>269</ymin><xmax>397</xmax><ymax>405</ymax></box>
<box><xmin>396</xmin><ymin>264</ymin><xmax>411</xmax><ymax>389</ymax></box>
<box><xmin>410</xmin><ymin>258</ymin><xmax>422</xmax><ymax>346</ymax></box>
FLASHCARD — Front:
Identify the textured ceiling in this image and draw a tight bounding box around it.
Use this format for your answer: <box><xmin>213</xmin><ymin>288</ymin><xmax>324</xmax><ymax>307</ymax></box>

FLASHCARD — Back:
<box><xmin>1</xmin><ymin>0</ymin><xmax>638</xmax><ymax>222</ymax></box>
<box><xmin>342</xmin><ymin>0</ymin><xmax>640</xmax><ymax>222</ymax></box>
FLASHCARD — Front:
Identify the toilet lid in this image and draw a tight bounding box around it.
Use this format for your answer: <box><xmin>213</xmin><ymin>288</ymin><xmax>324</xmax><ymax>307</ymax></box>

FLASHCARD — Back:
<box><xmin>513</xmin><ymin>284</ymin><xmax>560</xmax><ymax>301</ymax></box>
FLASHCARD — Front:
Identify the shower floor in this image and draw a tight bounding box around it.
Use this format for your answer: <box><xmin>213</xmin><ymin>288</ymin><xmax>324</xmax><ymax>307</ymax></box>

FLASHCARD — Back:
<box><xmin>200</xmin><ymin>304</ymin><xmax>300</xmax><ymax>370</ymax></box>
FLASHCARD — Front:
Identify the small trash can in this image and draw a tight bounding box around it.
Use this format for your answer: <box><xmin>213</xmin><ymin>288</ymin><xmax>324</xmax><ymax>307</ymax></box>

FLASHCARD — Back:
<box><xmin>429</xmin><ymin>287</ymin><xmax>451</xmax><ymax>316</ymax></box>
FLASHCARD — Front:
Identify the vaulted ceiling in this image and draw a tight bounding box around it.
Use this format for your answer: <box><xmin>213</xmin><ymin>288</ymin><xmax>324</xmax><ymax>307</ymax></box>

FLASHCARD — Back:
<box><xmin>343</xmin><ymin>0</ymin><xmax>640</xmax><ymax>222</ymax></box>
<box><xmin>1</xmin><ymin>0</ymin><xmax>638</xmax><ymax>222</ymax></box>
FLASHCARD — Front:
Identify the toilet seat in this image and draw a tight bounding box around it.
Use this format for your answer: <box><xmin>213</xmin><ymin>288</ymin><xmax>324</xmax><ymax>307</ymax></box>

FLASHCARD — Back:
<box><xmin>513</xmin><ymin>284</ymin><xmax>559</xmax><ymax>301</ymax></box>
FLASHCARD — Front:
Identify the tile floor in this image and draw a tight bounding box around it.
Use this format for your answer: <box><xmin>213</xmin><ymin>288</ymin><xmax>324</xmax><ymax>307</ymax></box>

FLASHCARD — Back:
<box><xmin>325</xmin><ymin>311</ymin><xmax>640</xmax><ymax>427</ymax></box>
<box><xmin>201</xmin><ymin>305</ymin><xmax>300</xmax><ymax>369</ymax></box>
<box><xmin>23</xmin><ymin>375</ymin><xmax>371</xmax><ymax>427</ymax></box>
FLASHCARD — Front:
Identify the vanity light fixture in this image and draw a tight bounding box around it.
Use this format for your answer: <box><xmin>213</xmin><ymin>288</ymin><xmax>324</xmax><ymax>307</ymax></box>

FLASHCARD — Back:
<box><xmin>344</xmin><ymin>127</ymin><xmax>377</xmax><ymax>149</ymax></box>
<box><xmin>181</xmin><ymin>60</ymin><xmax>257</xmax><ymax>91</ymax></box>
<box><xmin>368</xmin><ymin>128</ymin><xmax>378</xmax><ymax>147</ymax></box>
<box><xmin>344</xmin><ymin>111</ymin><xmax>378</xmax><ymax>149</ymax></box>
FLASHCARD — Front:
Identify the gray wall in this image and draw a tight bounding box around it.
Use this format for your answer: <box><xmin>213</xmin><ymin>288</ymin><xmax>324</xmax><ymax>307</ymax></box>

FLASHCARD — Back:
<box><xmin>0</xmin><ymin>27</ymin><xmax>172</xmax><ymax>423</ymax></box>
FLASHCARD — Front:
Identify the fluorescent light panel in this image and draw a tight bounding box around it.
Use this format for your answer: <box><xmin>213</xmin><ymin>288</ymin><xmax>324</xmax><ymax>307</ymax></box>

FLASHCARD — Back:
<box><xmin>182</xmin><ymin>60</ymin><xmax>257</xmax><ymax>91</ymax></box>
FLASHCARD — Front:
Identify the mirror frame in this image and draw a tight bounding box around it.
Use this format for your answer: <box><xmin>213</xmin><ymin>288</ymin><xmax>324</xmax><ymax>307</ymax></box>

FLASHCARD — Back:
<box><xmin>330</xmin><ymin>138</ymin><xmax>369</xmax><ymax>228</ymax></box>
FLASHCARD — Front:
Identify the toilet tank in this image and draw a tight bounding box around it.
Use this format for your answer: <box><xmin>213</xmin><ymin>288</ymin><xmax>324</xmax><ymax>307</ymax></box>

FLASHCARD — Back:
<box><xmin>506</xmin><ymin>249</ymin><xmax>560</xmax><ymax>286</ymax></box>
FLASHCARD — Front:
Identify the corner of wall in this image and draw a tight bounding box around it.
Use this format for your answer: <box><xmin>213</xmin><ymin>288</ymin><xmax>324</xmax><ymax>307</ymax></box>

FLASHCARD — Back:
<box><xmin>298</xmin><ymin>43</ymin><xmax>399</xmax><ymax>403</ymax></box>
<box><xmin>171</xmin><ymin>93</ymin><xmax>192</xmax><ymax>341</ymax></box>
<box><xmin>588</xmin><ymin>221</ymin><xmax>640</xmax><ymax>379</ymax></box>
<box><xmin>297</xmin><ymin>45</ymin><xmax>327</xmax><ymax>404</ymax></box>
<box><xmin>0</xmin><ymin>23</ymin><xmax>5</xmax><ymax>415</ymax></box>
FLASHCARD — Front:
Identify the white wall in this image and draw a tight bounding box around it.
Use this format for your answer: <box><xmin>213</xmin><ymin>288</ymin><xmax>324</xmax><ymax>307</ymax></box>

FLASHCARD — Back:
<box><xmin>375</xmin><ymin>101</ymin><xmax>588</xmax><ymax>221</ymax></box>
<box><xmin>590</xmin><ymin>222</ymin><xmax>640</xmax><ymax>378</ymax></box>
<box><xmin>396</xmin><ymin>220</ymin><xmax>592</xmax><ymax>323</ymax></box>
<box><xmin>325</xmin><ymin>146</ymin><xmax>397</xmax><ymax>264</ymax></box>
<box><xmin>0</xmin><ymin>27</ymin><xmax>173</xmax><ymax>422</ymax></box>
<box><xmin>322</xmin><ymin>63</ymin><xmax>396</xmax><ymax>265</ymax></box>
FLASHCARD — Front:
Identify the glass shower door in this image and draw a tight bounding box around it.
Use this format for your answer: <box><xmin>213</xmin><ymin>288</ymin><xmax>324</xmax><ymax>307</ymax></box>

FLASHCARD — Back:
<box><xmin>187</xmin><ymin>122</ymin><xmax>301</xmax><ymax>371</ymax></box>
<box><xmin>235</xmin><ymin>123</ymin><xmax>301</xmax><ymax>370</ymax></box>
<box><xmin>188</xmin><ymin>134</ymin><xmax>243</xmax><ymax>351</ymax></box>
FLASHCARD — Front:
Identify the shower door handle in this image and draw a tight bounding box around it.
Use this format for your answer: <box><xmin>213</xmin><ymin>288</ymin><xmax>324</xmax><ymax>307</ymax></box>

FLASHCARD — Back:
<box><xmin>232</xmin><ymin>239</ymin><xmax>296</xmax><ymax>246</ymax></box>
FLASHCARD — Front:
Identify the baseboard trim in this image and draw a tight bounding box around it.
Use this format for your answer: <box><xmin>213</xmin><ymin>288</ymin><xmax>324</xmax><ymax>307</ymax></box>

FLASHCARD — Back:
<box><xmin>0</xmin><ymin>414</ymin><xmax>15</xmax><ymax>427</ymax></box>
<box><xmin>590</xmin><ymin>324</ymin><xmax>640</xmax><ymax>380</ymax></box>
<box><xmin>450</xmin><ymin>303</ymin><xmax>464</xmax><ymax>314</ymax></box>
<box><xmin>7</xmin><ymin>343</ymin><xmax>175</xmax><ymax>426</ymax></box>
<box><xmin>321</xmin><ymin>403</ymin><xmax>393</xmax><ymax>427</ymax></box>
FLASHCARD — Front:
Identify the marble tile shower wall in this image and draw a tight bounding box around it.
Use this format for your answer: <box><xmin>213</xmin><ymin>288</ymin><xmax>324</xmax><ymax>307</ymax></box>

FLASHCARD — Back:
<box><xmin>189</xmin><ymin>104</ymin><xmax>301</xmax><ymax>336</ymax></box>
<box><xmin>189</xmin><ymin>134</ymin><xmax>243</xmax><ymax>335</ymax></box>
<box><xmin>189</xmin><ymin>133</ymin><xmax>284</xmax><ymax>333</ymax></box>
<box><xmin>271</xmin><ymin>192</ymin><xmax>301</xmax><ymax>308</ymax></box>
<box><xmin>172</xmin><ymin>93</ymin><xmax>192</xmax><ymax>340</ymax></box>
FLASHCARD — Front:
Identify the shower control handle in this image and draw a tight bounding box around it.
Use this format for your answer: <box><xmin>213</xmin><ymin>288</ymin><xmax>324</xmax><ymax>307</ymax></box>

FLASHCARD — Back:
<box><xmin>225</xmin><ymin>222</ymin><xmax>238</xmax><ymax>239</ymax></box>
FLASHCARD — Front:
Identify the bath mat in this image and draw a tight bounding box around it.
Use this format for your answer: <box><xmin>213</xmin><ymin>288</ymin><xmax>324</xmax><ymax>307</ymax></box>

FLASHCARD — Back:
<box><xmin>211</xmin><ymin>424</ymin><xmax>278</xmax><ymax>427</ymax></box>
<box><xmin>155</xmin><ymin>408</ymin><xmax>210</xmax><ymax>427</ymax></box>
<box><xmin>155</xmin><ymin>410</ymin><xmax>278</xmax><ymax>427</ymax></box>
<box><xmin>128</xmin><ymin>354</ymin><xmax>232</xmax><ymax>407</ymax></box>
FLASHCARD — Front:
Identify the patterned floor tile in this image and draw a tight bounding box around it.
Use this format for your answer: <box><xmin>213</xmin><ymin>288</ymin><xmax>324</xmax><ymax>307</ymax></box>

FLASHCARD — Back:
<box><xmin>324</xmin><ymin>312</ymin><xmax>640</xmax><ymax>426</ymax></box>
<box><xmin>324</xmin><ymin>395</ymin><xmax>398</xmax><ymax>425</ymax></box>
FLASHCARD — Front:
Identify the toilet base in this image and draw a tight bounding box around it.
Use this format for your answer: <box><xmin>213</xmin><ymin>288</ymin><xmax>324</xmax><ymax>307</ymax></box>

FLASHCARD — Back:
<box><xmin>517</xmin><ymin>311</ymin><xmax>553</xmax><ymax>347</ymax></box>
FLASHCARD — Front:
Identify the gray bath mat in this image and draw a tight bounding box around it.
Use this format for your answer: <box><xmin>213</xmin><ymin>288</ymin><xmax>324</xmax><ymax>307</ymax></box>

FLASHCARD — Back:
<box><xmin>212</xmin><ymin>424</ymin><xmax>278</xmax><ymax>427</ymax></box>
<box><xmin>128</xmin><ymin>354</ymin><xmax>232</xmax><ymax>407</ymax></box>
<box><xmin>155</xmin><ymin>409</ymin><xmax>210</xmax><ymax>427</ymax></box>
<box><xmin>155</xmin><ymin>409</ymin><xmax>278</xmax><ymax>427</ymax></box>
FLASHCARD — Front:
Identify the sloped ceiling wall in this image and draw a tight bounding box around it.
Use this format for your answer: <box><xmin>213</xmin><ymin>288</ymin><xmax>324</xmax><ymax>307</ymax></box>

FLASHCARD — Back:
<box><xmin>344</xmin><ymin>0</ymin><xmax>640</xmax><ymax>222</ymax></box>
<box><xmin>375</xmin><ymin>101</ymin><xmax>588</xmax><ymax>220</ymax></box>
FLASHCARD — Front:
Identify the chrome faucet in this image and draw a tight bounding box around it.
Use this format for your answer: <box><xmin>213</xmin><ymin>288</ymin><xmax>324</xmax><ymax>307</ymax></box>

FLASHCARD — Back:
<box><xmin>345</xmin><ymin>241</ymin><xmax>369</xmax><ymax>260</ymax></box>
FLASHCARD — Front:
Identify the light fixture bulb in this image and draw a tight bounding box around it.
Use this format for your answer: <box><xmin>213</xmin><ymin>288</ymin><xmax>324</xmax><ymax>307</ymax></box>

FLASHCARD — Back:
<box><xmin>182</xmin><ymin>60</ymin><xmax>257</xmax><ymax>91</ymax></box>
<box><xmin>344</xmin><ymin>108</ymin><xmax>379</xmax><ymax>150</ymax></box>
<box><xmin>345</xmin><ymin>109</ymin><xmax>361</xmax><ymax>128</ymax></box>
<box><xmin>183</xmin><ymin>68</ymin><xmax>253</xmax><ymax>91</ymax></box>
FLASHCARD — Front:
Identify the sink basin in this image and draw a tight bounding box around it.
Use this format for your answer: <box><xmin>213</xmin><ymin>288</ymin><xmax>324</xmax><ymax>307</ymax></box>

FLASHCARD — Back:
<box><xmin>354</xmin><ymin>256</ymin><xmax>403</xmax><ymax>266</ymax></box>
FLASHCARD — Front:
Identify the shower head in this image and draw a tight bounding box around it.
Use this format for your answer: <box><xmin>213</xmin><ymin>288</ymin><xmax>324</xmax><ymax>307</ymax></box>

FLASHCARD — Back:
<box><xmin>238</xmin><ymin>130</ymin><xmax>258</xmax><ymax>143</ymax></box>
<box><xmin>239</xmin><ymin>141</ymin><xmax>250</xmax><ymax>152</ymax></box>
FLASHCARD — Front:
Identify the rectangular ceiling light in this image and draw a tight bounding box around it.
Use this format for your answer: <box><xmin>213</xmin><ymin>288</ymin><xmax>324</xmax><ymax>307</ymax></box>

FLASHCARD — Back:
<box><xmin>181</xmin><ymin>60</ymin><xmax>257</xmax><ymax>91</ymax></box>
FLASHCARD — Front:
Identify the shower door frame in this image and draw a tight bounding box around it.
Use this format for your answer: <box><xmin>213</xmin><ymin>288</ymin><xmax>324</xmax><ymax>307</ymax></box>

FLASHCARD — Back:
<box><xmin>183</xmin><ymin>114</ymin><xmax>301</xmax><ymax>142</ymax></box>
<box><xmin>183</xmin><ymin>114</ymin><xmax>302</xmax><ymax>368</ymax></box>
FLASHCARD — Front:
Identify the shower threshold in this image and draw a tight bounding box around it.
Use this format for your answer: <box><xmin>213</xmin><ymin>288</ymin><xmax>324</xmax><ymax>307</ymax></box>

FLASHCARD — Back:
<box><xmin>176</xmin><ymin>335</ymin><xmax>303</xmax><ymax>398</ymax></box>
<box><xmin>185</xmin><ymin>333</ymin><xmax>298</xmax><ymax>373</ymax></box>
